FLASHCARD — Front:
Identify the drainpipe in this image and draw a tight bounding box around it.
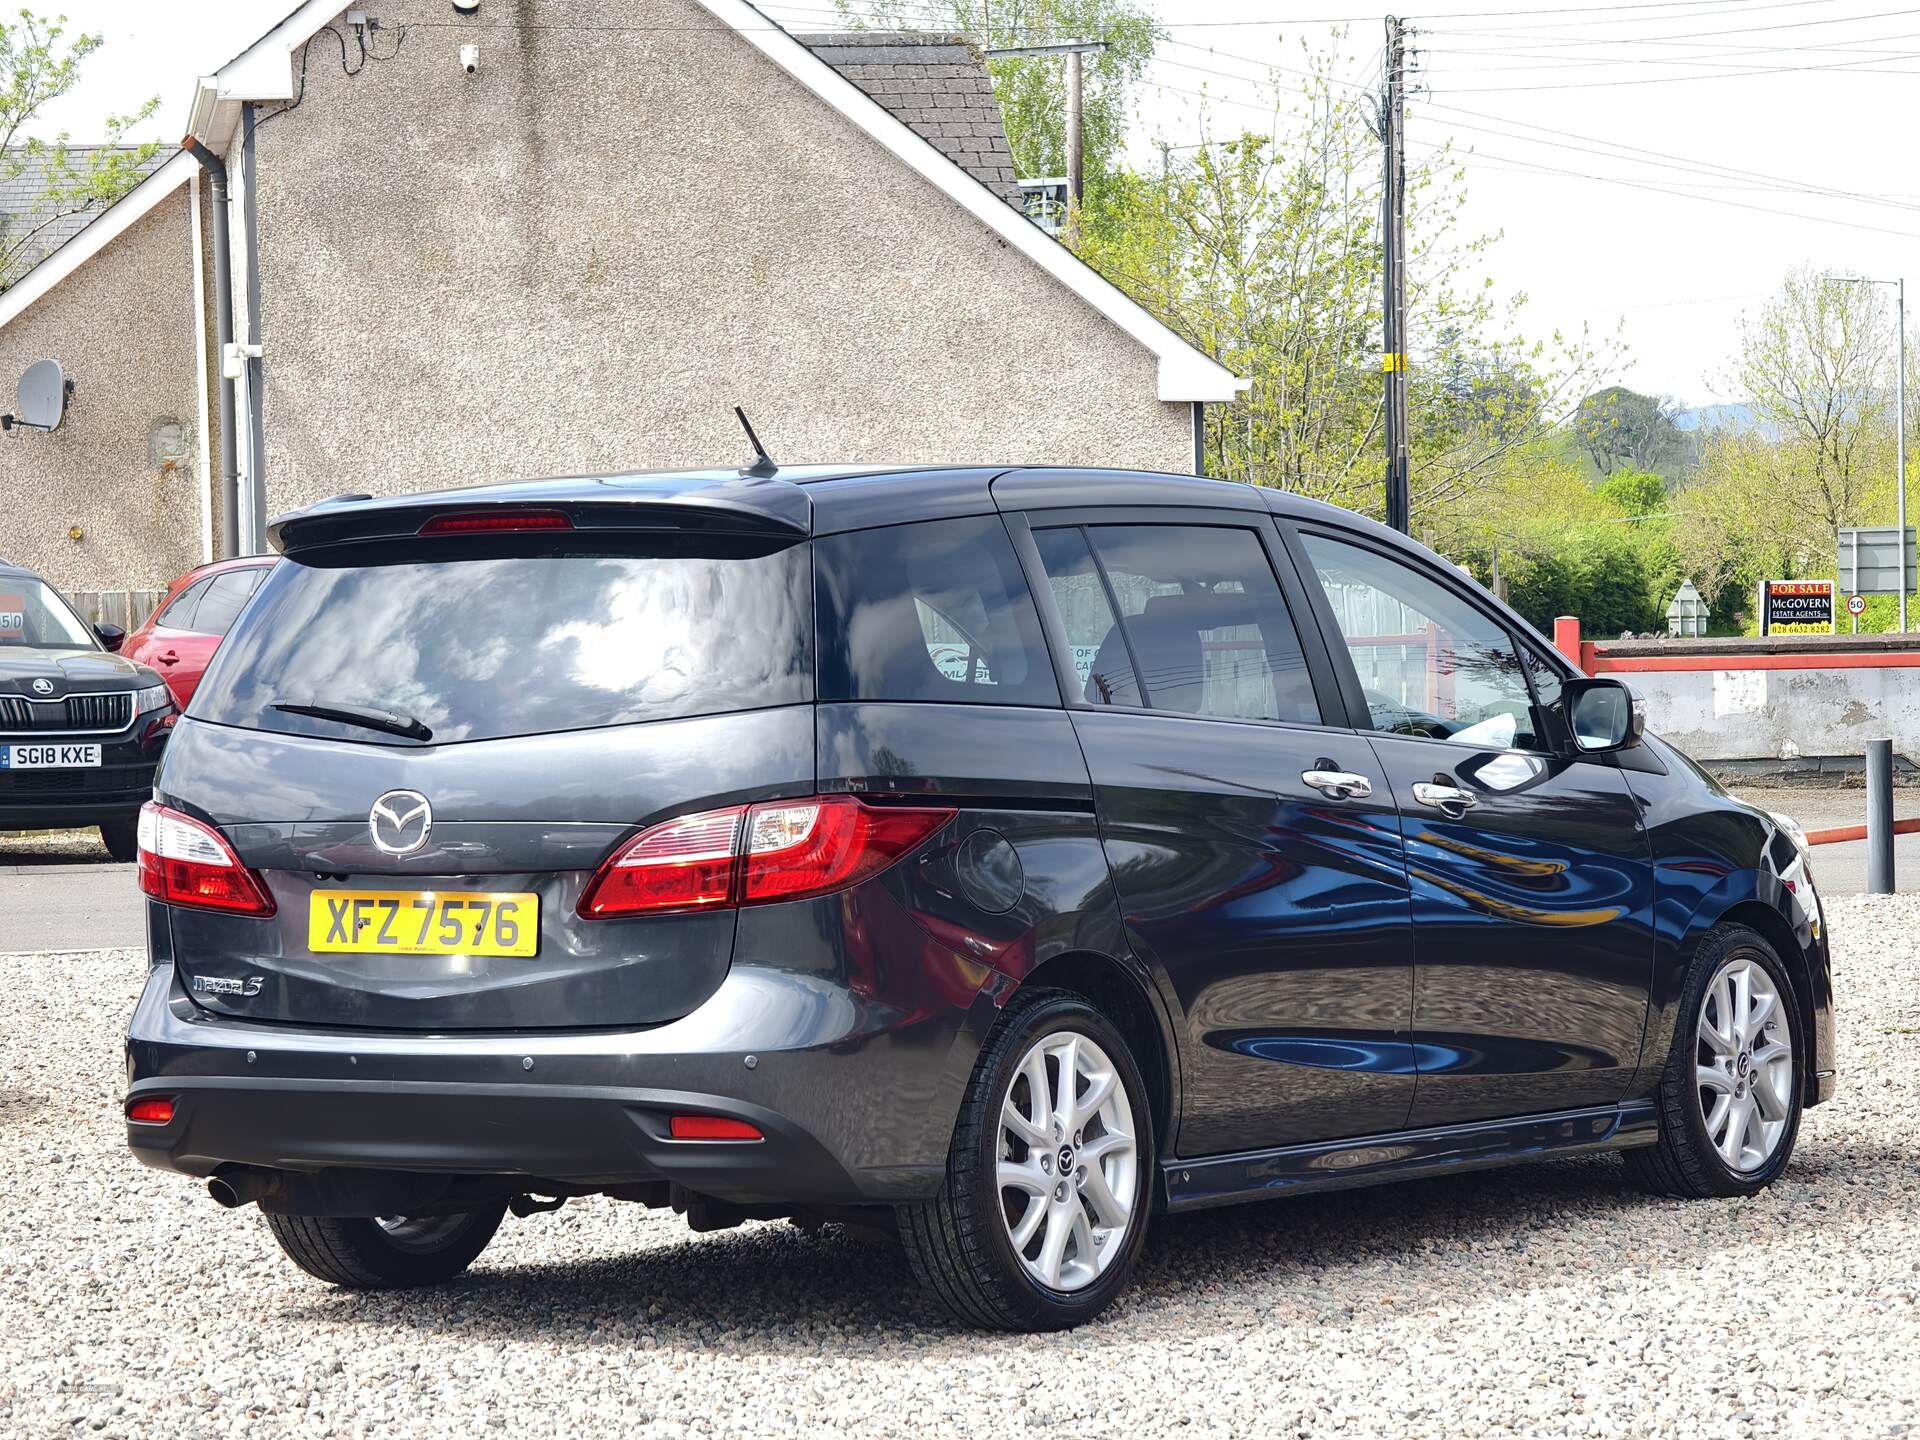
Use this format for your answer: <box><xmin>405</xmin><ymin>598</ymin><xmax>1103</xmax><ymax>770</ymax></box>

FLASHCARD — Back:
<box><xmin>182</xmin><ymin>136</ymin><xmax>238</xmax><ymax>560</ymax></box>
<box><xmin>241</xmin><ymin>104</ymin><xmax>267</xmax><ymax>554</ymax></box>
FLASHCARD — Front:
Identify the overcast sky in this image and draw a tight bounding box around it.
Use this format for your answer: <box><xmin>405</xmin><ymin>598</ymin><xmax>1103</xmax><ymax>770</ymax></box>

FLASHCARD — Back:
<box><xmin>29</xmin><ymin>1</ymin><xmax>1915</xmax><ymax>408</ymax></box>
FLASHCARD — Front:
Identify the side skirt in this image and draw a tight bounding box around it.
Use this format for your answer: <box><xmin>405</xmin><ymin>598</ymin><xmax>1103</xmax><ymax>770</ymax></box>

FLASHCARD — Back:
<box><xmin>1160</xmin><ymin>1102</ymin><xmax>1658</xmax><ymax>1213</ymax></box>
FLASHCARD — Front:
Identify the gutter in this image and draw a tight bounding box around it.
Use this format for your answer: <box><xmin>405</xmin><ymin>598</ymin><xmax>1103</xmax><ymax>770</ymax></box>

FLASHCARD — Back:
<box><xmin>180</xmin><ymin>135</ymin><xmax>239</xmax><ymax>559</ymax></box>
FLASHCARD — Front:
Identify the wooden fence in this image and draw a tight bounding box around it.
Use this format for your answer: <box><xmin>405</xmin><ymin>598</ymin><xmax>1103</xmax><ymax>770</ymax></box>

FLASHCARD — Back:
<box><xmin>67</xmin><ymin>589</ymin><xmax>165</xmax><ymax>633</ymax></box>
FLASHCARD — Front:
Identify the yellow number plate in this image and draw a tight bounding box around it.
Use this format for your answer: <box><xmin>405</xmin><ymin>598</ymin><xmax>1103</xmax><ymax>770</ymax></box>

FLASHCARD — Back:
<box><xmin>308</xmin><ymin>890</ymin><xmax>539</xmax><ymax>957</ymax></box>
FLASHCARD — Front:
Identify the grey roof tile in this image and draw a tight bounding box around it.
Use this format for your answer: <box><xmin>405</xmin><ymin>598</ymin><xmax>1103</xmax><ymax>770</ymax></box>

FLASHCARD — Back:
<box><xmin>796</xmin><ymin>32</ymin><xmax>1025</xmax><ymax>211</ymax></box>
<box><xmin>0</xmin><ymin>146</ymin><xmax>166</xmax><ymax>279</ymax></box>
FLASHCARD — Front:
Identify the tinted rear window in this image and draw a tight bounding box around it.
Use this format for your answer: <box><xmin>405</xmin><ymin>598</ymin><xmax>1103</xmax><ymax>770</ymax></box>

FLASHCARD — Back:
<box><xmin>814</xmin><ymin>516</ymin><xmax>1057</xmax><ymax>706</ymax></box>
<box><xmin>193</xmin><ymin>538</ymin><xmax>812</xmax><ymax>744</ymax></box>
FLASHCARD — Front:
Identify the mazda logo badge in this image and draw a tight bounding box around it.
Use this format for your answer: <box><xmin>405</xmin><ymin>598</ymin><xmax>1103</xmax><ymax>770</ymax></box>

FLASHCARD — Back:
<box><xmin>30</xmin><ymin>677</ymin><xmax>54</xmax><ymax>696</ymax></box>
<box><xmin>369</xmin><ymin>790</ymin><xmax>433</xmax><ymax>855</ymax></box>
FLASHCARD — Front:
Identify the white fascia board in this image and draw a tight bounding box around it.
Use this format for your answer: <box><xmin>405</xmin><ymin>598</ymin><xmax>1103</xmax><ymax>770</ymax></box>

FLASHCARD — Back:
<box><xmin>187</xmin><ymin>0</ymin><xmax>341</xmax><ymax>148</ymax></box>
<box><xmin>0</xmin><ymin>151</ymin><xmax>196</xmax><ymax>332</ymax></box>
<box><xmin>694</xmin><ymin>0</ymin><xmax>1246</xmax><ymax>403</ymax></box>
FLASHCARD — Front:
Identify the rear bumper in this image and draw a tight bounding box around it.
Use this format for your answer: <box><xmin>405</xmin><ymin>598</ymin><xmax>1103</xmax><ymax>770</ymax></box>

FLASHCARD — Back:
<box><xmin>126</xmin><ymin>1074</ymin><xmax>861</xmax><ymax>1204</ymax></box>
<box><xmin>124</xmin><ymin>956</ymin><xmax>999</xmax><ymax>1206</ymax></box>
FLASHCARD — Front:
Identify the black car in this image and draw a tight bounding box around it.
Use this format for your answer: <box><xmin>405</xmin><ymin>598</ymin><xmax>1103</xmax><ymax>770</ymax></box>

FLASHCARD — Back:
<box><xmin>123</xmin><ymin>466</ymin><xmax>1834</xmax><ymax>1330</ymax></box>
<box><xmin>1</xmin><ymin>562</ymin><xmax>177</xmax><ymax>858</ymax></box>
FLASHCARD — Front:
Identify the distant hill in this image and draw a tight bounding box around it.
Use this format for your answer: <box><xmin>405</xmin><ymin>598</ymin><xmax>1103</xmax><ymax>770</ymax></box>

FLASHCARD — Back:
<box><xmin>1674</xmin><ymin>403</ymin><xmax>1772</xmax><ymax>438</ymax></box>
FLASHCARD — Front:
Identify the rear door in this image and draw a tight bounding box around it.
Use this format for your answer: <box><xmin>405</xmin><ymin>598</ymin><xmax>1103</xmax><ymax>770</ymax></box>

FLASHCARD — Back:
<box><xmin>162</xmin><ymin>522</ymin><xmax>815</xmax><ymax>1030</ymax></box>
<box><xmin>124</xmin><ymin>577</ymin><xmax>215</xmax><ymax>699</ymax></box>
<box><xmin>1287</xmin><ymin>523</ymin><xmax>1656</xmax><ymax>1128</ymax></box>
<box><xmin>170</xmin><ymin>566</ymin><xmax>268</xmax><ymax>706</ymax></box>
<box><xmin>1013</xmin><ymin>506</ymin><xmax>1417</xmax><ymax>1158</ymax></box>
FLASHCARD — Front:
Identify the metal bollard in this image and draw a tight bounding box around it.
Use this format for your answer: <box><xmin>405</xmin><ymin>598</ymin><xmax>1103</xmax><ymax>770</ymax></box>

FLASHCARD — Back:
<box><xmin>1867</xmin><ymin>739</ymin><xmax>1895</xmax><ymax>895</ymax></box>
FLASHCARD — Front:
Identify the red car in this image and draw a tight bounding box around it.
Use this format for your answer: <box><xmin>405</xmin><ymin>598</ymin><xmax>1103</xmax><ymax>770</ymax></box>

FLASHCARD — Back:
<box><xmin>122</xmin><ymin>557</ymin><xmax>275</xmax><ymax>709</ymax></box>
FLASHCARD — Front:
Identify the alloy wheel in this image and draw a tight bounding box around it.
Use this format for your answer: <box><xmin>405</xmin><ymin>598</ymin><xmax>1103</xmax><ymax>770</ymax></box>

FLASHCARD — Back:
<box><xmin>996</xmin><ymin>1030</ymin><xmax>1138</xmax><ymax>1292</ymax></box>
<box><xmin>1695</xmin><ymin>955</ymin><xmax>1795</xmax><ymax>1174</ymax></box>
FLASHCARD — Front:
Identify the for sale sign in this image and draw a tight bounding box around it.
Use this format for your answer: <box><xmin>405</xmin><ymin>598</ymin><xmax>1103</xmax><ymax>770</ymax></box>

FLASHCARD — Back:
<box><xmin>1762</xmin><ymin>579</ymin><xmax>1835</xmax><ymax>635</ymax></box>
<box><xmin>0</xmin><ymin>593</ymin><xmax>23</xmax><ymax>641</ymax></box>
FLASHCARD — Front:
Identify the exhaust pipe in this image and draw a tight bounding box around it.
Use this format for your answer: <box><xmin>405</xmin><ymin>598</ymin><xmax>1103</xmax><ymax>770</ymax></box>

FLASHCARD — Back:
<box><xmin>207</xmin><ymin>1165</ymin><xmax>281</xmax><ymax>1209</ymax></box>
<box><xmin>205</xmin><ymin>1164</ymin><xmax>461</xmax><ymax>1216</ymax></box>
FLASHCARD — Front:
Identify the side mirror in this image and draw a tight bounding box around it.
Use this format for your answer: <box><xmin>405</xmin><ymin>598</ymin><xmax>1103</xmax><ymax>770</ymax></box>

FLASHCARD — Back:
<box><xmin>1565</xmin><ymin>677</ymin><xmax>1644</xmax><ymax>754</ymax></box>
<box><xmin>94</xmin><ymin>622</ymin><xmax>125</xmax><ymax>653</ymax></box>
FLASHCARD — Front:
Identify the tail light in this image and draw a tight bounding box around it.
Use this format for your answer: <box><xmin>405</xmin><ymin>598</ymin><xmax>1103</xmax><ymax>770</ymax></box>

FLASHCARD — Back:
<box><xmin>136</xmin><ymin>801</ymin><xmax>277</xmax><ymax>916</ymax></box>
<box><xmin>578</xmin><ymin>794</ymin><xmax>955</xmax><ymax>919</ymax></box>
<box><xmin>127</xmin><ymin>1096</ymin><xmax>175</xmax><ymax>1125</ymax></box>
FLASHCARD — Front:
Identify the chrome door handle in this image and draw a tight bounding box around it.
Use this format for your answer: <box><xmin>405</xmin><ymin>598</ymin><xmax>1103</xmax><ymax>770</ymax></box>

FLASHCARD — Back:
<box><xmin>1413</xmin><ymin>781</ymin><xmax>1479</xmax><ymax>816</ymax></box>
<box><xmin>1302</xmin><ymin>769</ymin><xmax>1373</xmax><ymax>800</ymax></box>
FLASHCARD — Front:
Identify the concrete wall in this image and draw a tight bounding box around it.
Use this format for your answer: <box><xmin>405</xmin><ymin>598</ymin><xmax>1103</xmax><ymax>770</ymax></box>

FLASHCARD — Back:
<box><xmin>249</xmin><ymin>0</ymin><xmax>1192</xmax><ymax>513</ymax></box>
<box><xmin>1583</xmin><ymin>636</ymin><xmax>1920</xmax><ymax>765</ymax></box>
<box><xmin>0</xmin><ymin>191</ymin><xmax>206</xmax><ymax>589</ymax></box>
<box><xmin>1624</xmin><ymin>665</ymin><xmax>1920</xmax><ymax>762</ymax></box>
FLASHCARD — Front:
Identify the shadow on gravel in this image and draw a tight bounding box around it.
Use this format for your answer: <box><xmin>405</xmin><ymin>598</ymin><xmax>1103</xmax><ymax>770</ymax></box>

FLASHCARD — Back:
<box><xmin>272</xmin><ymin>1137</ymin><xmax>1917</xmax><ymax>1347</ymax></box>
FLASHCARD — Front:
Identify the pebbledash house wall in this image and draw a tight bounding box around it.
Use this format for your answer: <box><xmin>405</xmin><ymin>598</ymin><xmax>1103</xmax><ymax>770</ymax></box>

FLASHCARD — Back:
<box><xmin>0</xmin><ymin>191</ymin><xmax>209</xmax><ymax>590</ymax></box>
<box><xmin>248</xmin><ymin>0</ymin><xmax>1192</xmax><ymax>513</ymax></box>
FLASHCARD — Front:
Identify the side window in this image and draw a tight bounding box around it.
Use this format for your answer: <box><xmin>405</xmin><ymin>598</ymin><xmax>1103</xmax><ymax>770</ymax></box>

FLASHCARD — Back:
<box><xmin>1302</xmin><ymin>533</ymin><xmax>1545</xmax><ymax>751</ymax></box>
<box><xmin>190</xmin><ymin>569</ymin><xmax>266</xmax><ymax>639</ymax></box>
<box><xmin>1031</xmin><ymin>527</ymin><xmax>1137</xmax><ymax>705</ymax></box>
<box><xmin>814</xmin><ymin>515</ymin><xmax>1058</xmax><ymax>706</ymax></box>
<box><xmin>1032</xmin><ymin>522</ymin><xmax>1321</xmax><ymax>725</ymax></box>
<box><xmin>155</xmin><ymin>578</ymin><xmax>211</xmax><ymax>630</ymax></box>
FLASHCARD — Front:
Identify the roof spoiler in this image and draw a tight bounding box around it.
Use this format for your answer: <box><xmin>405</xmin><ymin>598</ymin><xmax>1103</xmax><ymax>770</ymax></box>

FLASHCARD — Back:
<box><xmin>267</xmin><ymin>473</ymin><xmax>813</xmax><ymax>555</ymax></box>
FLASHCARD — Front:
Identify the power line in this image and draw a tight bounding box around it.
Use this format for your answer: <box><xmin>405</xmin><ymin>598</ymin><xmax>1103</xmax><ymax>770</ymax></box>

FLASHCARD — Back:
<box><xmin>1408</xmin><ymin>134</ymin><xmax>1920</xmax><ymax>238</ymax></box>
<box><xmin>1415</xmin><ymin>105</ymin><xmax>1920</xmax><ymax>213</ymax></box>
<box><xmin>1410</xmin><ymin>0</ymin><xmax>1854</xmax><ymax>29</ymax></box>
<box><xmin>1430</xmin><ymin>35</ymin><xmax>1920</xmax><ymax>85</ymax></box>
<box><xmin>1423</xmin><ymin>99</ymin><xmax>1906</xmax><ymax>201</ymax></box>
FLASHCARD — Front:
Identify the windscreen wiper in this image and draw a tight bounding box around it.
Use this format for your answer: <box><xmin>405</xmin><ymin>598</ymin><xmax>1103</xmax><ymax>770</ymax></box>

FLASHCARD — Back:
<box><xmin>271</xmin><ymin>701</ymin><xmax>432</xmax><ymax>742</ymax></box>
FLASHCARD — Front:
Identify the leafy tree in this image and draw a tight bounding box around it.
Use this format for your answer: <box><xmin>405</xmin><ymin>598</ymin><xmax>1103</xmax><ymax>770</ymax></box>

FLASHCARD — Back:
<box><xmin>1728</xmin><ymin>264</ymin><xmax>1895</xmax><ymax>542</ymax></box>
<box><xmin>1074</xmin><ymin>48</ymin><xmax>1610</xmax><ymax>526</ymax></box>
<box><xmin>1572</xmin><ymin>386</ymin><xmax>1693</xmax><ymax>478</ymax></box>
<box><xmin>834</xmin><ymin>0</ymin><xmax>1159</xmax><ymax>206</ymax></box>
<box><xmin>1594</xmin><ymin>468</ymin><xmax>1666</xmax><ymax>516</ymax></box>
<box><xmin>0</xmin><ymin>10</ymin><xmax>159</xmax><ymax>290</ymax></box>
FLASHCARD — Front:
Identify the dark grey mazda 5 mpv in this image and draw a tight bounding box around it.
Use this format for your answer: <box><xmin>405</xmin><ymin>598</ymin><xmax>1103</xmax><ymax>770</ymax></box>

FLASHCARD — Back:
<box><xmin>125</xmin><ymin>464</ymin><xmax>1835</xmax><ymax>1330</ymax></box>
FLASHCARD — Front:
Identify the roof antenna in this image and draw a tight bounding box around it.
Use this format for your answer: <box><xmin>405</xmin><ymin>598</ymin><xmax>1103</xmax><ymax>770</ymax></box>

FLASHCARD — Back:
<box><xmin>734</xmin><ymin>406</ymin><xmax>777</xmax><ymax>478</ymax></box>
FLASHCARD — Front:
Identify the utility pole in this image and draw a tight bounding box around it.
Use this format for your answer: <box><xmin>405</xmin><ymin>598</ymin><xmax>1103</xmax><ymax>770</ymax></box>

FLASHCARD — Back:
<box><xmin>1380</xmin><ymin>16</ymin><xmax>1412</xmax><ymax>534</ymax></box>
<box><xmin>985</xmin><ymin>40</ymin><xmax>1106</xmax><ymax>239</ymax></box>
<box><xmin>1067</xmin><ymin>47</ymin><xmax>1084</xmax><ymax>220</ymax></box>
<box><xmin>1900</xmin><ymin>277</ymin><xmax>1908</xmax><ymax>631</ymax></box>
<box><xmin>1827</xmin><ymin>273</ymin><xmax>1909</xmax><ymax>628</ymax></box>
<box><xmin>1159</xmin><ymin>139</ymin><xmax>1173</xmax><ymax>311</ymax></box>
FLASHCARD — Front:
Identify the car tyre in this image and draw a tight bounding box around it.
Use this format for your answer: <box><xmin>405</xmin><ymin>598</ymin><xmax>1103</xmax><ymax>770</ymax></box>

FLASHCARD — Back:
<box><xmin>1626</xmin><ymin>922</ymin><xmax>1805</xmax><ymax>1199</ymax></box>
<box><xmin>264</xmin><ymin>1204</ymin><xmax>507</xmax><ymax>1289</ymax></box>
<box><xmin>99</xmin><ymin>817</ymin><xmax>138</xmax><ymax>863</ymax></box>
<box><xmin>897</xmin><ymin>988</ymin><xmax>1154</xmax><ymax>1331</ymax></box>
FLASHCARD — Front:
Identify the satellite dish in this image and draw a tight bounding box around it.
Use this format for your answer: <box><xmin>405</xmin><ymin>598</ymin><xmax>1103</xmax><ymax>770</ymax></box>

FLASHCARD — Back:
<box><xmin>14</xmin><ymin>359</ymin><xmax>68</xmax><ymax>432</ymax></box>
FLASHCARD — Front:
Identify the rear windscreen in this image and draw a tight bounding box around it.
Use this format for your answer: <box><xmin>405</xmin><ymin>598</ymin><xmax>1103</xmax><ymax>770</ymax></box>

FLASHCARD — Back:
<box><xmin>192</xmin><ymin>538</ymin><xmax>812</xmax><ymax>745</ymax></box>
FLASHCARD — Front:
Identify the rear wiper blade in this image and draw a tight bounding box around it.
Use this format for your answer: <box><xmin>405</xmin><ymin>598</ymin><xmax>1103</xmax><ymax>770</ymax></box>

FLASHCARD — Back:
<box><xmin>271</xmin><ymin>701</ymin><xmax>432</xmax><ymax>742</ymax></box>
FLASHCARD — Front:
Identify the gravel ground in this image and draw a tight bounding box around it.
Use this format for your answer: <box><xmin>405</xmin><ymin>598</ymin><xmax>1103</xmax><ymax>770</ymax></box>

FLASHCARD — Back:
<box><xmin>3</xmin><ymin>901</ymin><xmax>1918</xmax><ymax>1439</ymax></box>
<box><xmin>0</xmin><ymin>828</ymin><xmax>109</xmax><ymax>865</ymax></box>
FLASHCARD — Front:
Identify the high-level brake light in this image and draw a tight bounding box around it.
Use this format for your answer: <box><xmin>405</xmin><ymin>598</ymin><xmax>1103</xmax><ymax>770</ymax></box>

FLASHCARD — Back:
<box><xmin>417</xmin><ymin>509</ymin><xmax>574</xmax><ymax>535</ymax></box>
<box><xmin>577</xmin><ymin>795</ymin><xmax>955</xmax><ymax>919</ymax></box>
